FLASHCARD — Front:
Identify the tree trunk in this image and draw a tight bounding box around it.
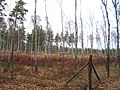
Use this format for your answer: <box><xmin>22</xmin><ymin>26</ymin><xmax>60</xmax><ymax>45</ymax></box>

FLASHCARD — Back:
<box><xmin>112</xmin><ymin>0</ymin><xmax>120</xmax><ymax>67</ymax></box>
<box><xmin>101</xmin><ymin>5</ymin><xmax>107</xmax><ymax>55</ymax></box>
<box><xmin>7</xmin><ymin>31</ymin><xmax>10</xmax><ymax>64</ymax></box>
<box><xmin>106</xmin><ymin>8</ymin><xmax>110</xmax><ymax>78</ymax></box>
<box><xmin>75</xmin><ymin>0</ymin><xmax>78</xmax><ymax>61</ymax></box>
<box><xmin>116</xmin><ymin>13</ymin><xmax>120</xmax><ymax>68</ymax></box>
<box><xmin>44</xmin><ymin>0</ymin><xmax>52</xmax><ymax>66</ymax></box>
<box><xmin>60</xmin><ymin>0</ymin><xmax>65</xmax><ymax>59</ymax></box>
<box><xmin>17</xmin><ymin>28</ymin><xmax>20</xmax><ymax>53</ymax></box>
<box><xmin>105</xmin><ymin>5</ymin><xmax>110</xmax><ymax>78</ymax></box>
<box><xmin>80</xmin><ymin>0</ymin><xmax>84</xmax><ymax>62</ymax></box>
<box><xmin>101</xmin><ymin>0</ymin><xmax>110</xmax><ymax>77</ymax></box>
<box><xmin>34</xmin><ymin>0</ymin><xmax>38</xmax><ymax>72</ymax></box>
<box><xmin>31</xmin><ymin>32</ymin><xmax>33</xmax><ymax>54</ymax></box>
<box><xmin>0</xmin><ymin>30</ymin><xmax>1</xmax><ymax>50</ymax></box>
<box><xmin>10</xmin><ymin>29</ymin><xmax>14</xmax><ymax>79</ymax></box>
<box><xmin>71</xmin><ymin>39</ymin><xmax>75</xmax><ymax>60</ymax></box>
<box><xmin>38</xmin><ymin>30</ymin><xmax>40</xmax><ymax>54</ymax></box>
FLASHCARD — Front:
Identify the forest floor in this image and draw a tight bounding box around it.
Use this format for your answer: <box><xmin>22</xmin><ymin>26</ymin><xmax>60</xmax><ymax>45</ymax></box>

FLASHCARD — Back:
<box><xmin>0</xmin><ymin>54</ymin><xmax>120</xmax><ymax>90</ymax></box>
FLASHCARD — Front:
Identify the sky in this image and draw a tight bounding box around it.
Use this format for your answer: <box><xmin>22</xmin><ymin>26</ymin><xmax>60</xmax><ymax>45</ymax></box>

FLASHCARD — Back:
<box><xmin>6</xmin><ymin>0</ymin><xmax>116</xmax><ymax>49</ymax></box>
<box><xmin>7</xmin><ymin>0</ymin><xmax>103</xmax><ymax>32</ymax></box>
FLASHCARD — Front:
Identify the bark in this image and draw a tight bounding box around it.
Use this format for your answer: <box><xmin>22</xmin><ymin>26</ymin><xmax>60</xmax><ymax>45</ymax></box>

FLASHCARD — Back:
<box><xmin>96</xmin><ymin>25</ymin><xmax>102</xmax><ymax>62</ymax></box>
<box><xmin>44</xmin><ymin>0</ymin><xmax>48</xmax><ymax>57</ymax></box>
<box><xmin>89</xmin><ymin>13</ymin><xmax>94</xmax><ymax>55</ymax></box>
<box><xmin>105</xmin><ymin>5</ymin><xmax>110</xmax><ymax>78</ymax></box>
<box><xmin>75</xmin><ymin>0</ymin><xmax>78</xmax><ymax>61</ymax></box>
<box><xmin>38</xmin><ymin>29</ymin><xmax>40</xmax><ymax>54</ymax></box>
<box><xmin>101</xmin><ymin>0</ymin><xmax>110</xmax><ymax>77</ymax></box>
<box><xmin>80</xmin><ymin>0</ymin><xmax>84</xmax><ymax>62</ymax></box>
<box><xmin>59</xmin><ymin>0</ymin><xmax>65</xmax><ymax>59</ymax></box>
<box><xmin>10</xmin><ymin>28</ymin><xmax>14</xmax><ymax>79</ymax></box>
<box><xmin>101</xmin><ymin>6</ymin><xmax>107</xmax><ymax>55</ymax></box>
<box><xmin>24</xmin><ymin>42</ymin><xmax>27</xmax><ymax>53</ymax></box>
<box><xmin>31</xmin><ymin>32</ymin><xmax>33</xmax><ymax>54</ymax></box>
<box><xmin>7</xmin><ymin>31</ymin><xmax>10</xmax><ymax>64</ymax></box>
<box><xmin>112</xmin><ymin>0</ymin><xmax>120</xmax><ymax>67</ymax></box>
<box><xmin>17</xmin><ymin>28</ymin><xmax>20</xmax><ymax>52</ymax></box>
<box><xmin>48</xmin><ymin>31</ymin><xmax>51</xmax><ymax>61</ymax></box>
<box><xmin>44</xmin><ymin>0</ymin><xmax>51</xmax><ymax>65</ymax></box>
<box><xmin>34</xmin><ymin>0</ymin><xmax>38</xmax><ymax>72</ymax></box>
<box><xmin>11</xmin><ymin>14</ymin><xmax>17</xmax><ymax>79</ymax></box>
<box><xmin>21</xmin><ymin>24</ymin><xmax>24</xmax><ymax>52</ymax></box>
<box><xmin>68</xmin><ymin>22</ymin><xmax>75</xmax><ymax>59</ymax></box>
<box><xmin>71</xmin><ymin>37</ymin><xmax>75</xmax><ymax>60</ymax></box>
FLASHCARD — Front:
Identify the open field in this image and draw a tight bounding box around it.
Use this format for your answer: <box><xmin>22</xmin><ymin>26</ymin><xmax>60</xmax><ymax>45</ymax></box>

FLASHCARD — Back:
<box><xmin>0</xmin><ymin>53</ymin><xmax>120</xmax><ymax>90</ymax></box>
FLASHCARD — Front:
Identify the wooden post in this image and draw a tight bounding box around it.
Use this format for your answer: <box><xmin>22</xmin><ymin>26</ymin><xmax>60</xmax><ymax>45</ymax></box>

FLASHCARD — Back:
<box><xmin>92</xmin><ymin>63</ymin><xmax>100</xmax><ymax>82</ymax></box>
<box><xmin>88</xmin><ymin>55</ymin><xmax>92</xmax><ymax>90</ymax></box>
<box><xmin>64</xmin><ymin>62</ymin><xmax>89</xmax><ymax>85</ymax></box>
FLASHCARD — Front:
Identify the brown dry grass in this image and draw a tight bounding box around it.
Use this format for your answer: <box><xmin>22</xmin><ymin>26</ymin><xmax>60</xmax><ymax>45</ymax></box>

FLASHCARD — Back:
<box><xmin>0</xmin><ymin>53</ymin><xmax>119</xmax><ymax>89</ymax></box>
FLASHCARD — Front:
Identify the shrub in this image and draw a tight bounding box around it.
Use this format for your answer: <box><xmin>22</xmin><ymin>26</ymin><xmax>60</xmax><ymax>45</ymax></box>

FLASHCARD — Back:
<box><xmin>3</xmin><ymin>63</ymin><xmax>10</xmax><ymax>72</ymax></box>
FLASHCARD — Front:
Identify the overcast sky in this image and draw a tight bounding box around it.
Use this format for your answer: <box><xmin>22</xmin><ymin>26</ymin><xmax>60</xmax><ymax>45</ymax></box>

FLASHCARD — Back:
<box><xmin>7</xmin><ymin>0</ymin><xmax>105</xmax><ymax>32</ymax></box>
<box><xmin>6</xmin><ymin>0</ymin><xmax>116</xmax><ymax>48</ymax></box>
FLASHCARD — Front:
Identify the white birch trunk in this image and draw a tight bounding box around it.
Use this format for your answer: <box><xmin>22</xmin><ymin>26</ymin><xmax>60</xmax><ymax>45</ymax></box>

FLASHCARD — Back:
<box><xmin>80</xmin><ymin>0</ymin><xmax>84</xmax><ymax>62</ymax></box>
<box><xmin>75</xmin><ymin>0</ymin><xmax>78</xmax><ymax>61</ymax></box>
<box><xmin>17</xmin><ymin>28</ymin><xmax>20</xmax><ymax>53</ymax></box>
<box><xmin>34</xmin><ymin>0</ymin><xmax>38</xmax><ymax>72</ymax></box>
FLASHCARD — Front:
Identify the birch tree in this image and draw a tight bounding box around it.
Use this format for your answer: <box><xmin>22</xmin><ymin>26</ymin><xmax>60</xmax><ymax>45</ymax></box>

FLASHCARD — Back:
<box><xmin>112</xmin><ymin>0</ymin><xmax>120</xmax><ymax>67</ymax></box>
<box><xmin>65</xmin><ymin>19</ymin><xmax>75</xmax><ymax>59</ymax></box>
<box><xmin>79</xmin><ymin>0</ymin><xmax>84</xmax><ymax>62</ymax></box>
<box><xmin>44</xmin><ymin>0</ymin><xmax>48</xmax><ymax>56</ymax></box>
<box><xmin>57</xmin><ymin>0</ymin><xmax>65</xmax><ymax>58</ymax></box>
<box><xmin>69</xmin><ymin>32</ymin><xmax>75</xmax><ymax>59</ymax></box>
<box><xmin>101</xmin><ymin>0</ymin><xmax>111</xmax><ymax>77</ymax></box>
<box><xmin>64</xmin><ymin>30</ymin><xmax>69</xmax><ymax>51</ymax></box>
<box><xmin>89</xmin><ymin>13</ymin><xmax>94</xmax><ymax>54</ymax></box>
<box><xmin>55</xmin><ymin>33</ymin><xmax>60</xmax><ymax>54</ymax></box>
<box><xmin>9</xmin><ymin>14</ymin><xmax>17</xmax><ymax>79</ymax></box>
<box><xmin>47</xmin><ymin>28</ymin><xmax>53</xmax><ymax>55</ymax></box>
<box><xmin>31</xmin><ymin>15</ymin><xmax>41</xmax><ymax>54</ymax></box>
<box><xmin>34</xmin><ymin>0</ymin><xmax>38</xmax><ymax>72</ymax></box>
<box><xmin>75</xmin><ymin>0</ymin><xmax>78</xmax><ymax>61</ymax></box>
<box><xmin>111</xmin><ymin>30</ymin><xmax>117</xmax><ymax>54</ymax></box>
<box><xmin>101</xmin><ymin>6</ymin><xmax>107</xmax><ymax>54</ymax></box>
<box><xmin>7</xmin><ymin>18</ymin><xmax>13</xmax><ymax>65</ymax></box>
<box><xmin>96</xmin><ymin>25</ymin><xmax>102</xmax><ymax>61</ymax></box>
<box><xmin>60</xmin><ymin>0</ymin><xmax>65</xmax><ymax>58</ymax></box>
<box><xmin>44</xmin><ymin>0</ymin><xmax>52</xmax><ymax>65</ymax></box>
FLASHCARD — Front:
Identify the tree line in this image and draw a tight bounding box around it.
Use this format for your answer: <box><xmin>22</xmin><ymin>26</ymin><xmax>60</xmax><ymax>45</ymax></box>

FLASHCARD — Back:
<box><xmin>0</xmin><ymin>0</ymin><xmax>120</xmax><ymax>73</ymax></box>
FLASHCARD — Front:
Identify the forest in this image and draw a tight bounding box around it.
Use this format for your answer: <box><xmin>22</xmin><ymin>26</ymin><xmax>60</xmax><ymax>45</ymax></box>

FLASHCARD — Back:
<box><xmin>0</xmin><ymin>0</ymin><xmax>120</xmax><ymax>89</ymax></box>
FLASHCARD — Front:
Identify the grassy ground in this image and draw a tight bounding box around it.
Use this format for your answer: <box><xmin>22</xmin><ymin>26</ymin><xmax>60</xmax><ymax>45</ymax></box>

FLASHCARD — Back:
<box><xmin>0</xmin><ymin>53</ymin><xmax>119</xmax><ymax>90</ymax></box>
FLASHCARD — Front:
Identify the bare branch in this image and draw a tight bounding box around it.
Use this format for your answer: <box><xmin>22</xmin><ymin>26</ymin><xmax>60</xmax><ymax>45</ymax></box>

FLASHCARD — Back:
<box><xmin>112</xmin><ymin>0</ymin><xmax>115</xmax><ymax>6</ymax></box>
<box><xmin>101</xmin><ymin>0</ymin><xmax>107</xmax><ymax>6</ymax></box>
<box><xmin>112</xmin><ymin>0</ymin><xmax>120</xmax><ymax>8</ymax></box>
<box><xmin>106</xmin><ymin>0</ymin><xmax>107</xmax><ymax>5</ymax></box>
<box><xmin>117</xmin><ymin>0</ymin><xmax>119</xmax><ymax>4</ymax></box>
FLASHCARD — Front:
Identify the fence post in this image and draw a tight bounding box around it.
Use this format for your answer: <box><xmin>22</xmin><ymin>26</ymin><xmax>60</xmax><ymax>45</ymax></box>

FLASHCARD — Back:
<box><xmin>88</xmin><ymin>55</ymin><xmax>92</xmax><ymax>90</ymax></box>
